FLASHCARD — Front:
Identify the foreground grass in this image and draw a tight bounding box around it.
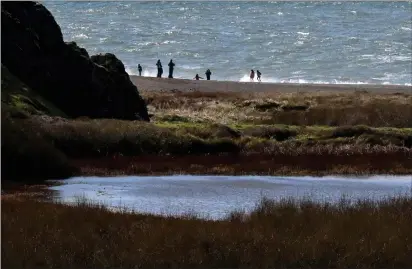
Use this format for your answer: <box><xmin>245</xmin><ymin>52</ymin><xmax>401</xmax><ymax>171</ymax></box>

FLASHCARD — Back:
<box><xmin>142</xmin><ymin>89</ymin><xmax>412</xmax><ymax>127</ymax></box>
<box><xmin>2</xmin><ymin>196</ymin><xmax>412</xmax><ymax>268</ymax></box>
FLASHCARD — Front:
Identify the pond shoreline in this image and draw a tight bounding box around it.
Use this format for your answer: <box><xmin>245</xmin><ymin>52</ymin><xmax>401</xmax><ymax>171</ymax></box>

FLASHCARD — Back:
<box><xmin>3</xmin><ymin>185</ymin><xmax>412</xmax><ymax>268</ymax></box>
<box><xmin>49</xmin><ymin>174</ymin><xmax>412</xmax><ymax>220</ymax></box>
<box><xmin>71</xmin><ymin>152</ymin><xmax>412</xmax><ymax>177</ymax></box>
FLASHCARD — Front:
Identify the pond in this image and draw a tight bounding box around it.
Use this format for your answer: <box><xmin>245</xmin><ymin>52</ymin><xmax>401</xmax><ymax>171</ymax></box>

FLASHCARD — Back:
<box><xmin>49</xmin><ymin>175</ymin><xmax>412</xmax><ymax>220</ymax></box>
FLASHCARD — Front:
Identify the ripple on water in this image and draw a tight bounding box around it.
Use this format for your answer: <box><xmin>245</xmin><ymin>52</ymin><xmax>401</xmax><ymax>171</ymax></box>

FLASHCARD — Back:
<box><xmin>49</xmin><ymin>175</ymin><xmax>412</xmax><ymax>220</ymax></box>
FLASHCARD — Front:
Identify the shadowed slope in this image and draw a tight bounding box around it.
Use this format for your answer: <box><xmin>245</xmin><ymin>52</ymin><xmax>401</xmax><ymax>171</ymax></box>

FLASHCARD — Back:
<box><xmin>1</xmin><ymin>1</ymin><xmax>149</xmax><ymax>121</ymax></box>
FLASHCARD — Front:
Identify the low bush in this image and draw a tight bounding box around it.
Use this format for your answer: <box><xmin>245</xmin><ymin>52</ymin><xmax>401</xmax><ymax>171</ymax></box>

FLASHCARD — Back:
<box><xmin>1</xmin><ymin>112</ymin><xmax>76</xmax><ymax>181</ymax></box>
<box><xmin>331</xmin><ymin>125</ymin><xmax>374</xmax><ymax>138</ymax></box>
<box><xmin>242</xmin><ymin>126</ymin><xmax>297</xmax><ymax>141</ymax></box>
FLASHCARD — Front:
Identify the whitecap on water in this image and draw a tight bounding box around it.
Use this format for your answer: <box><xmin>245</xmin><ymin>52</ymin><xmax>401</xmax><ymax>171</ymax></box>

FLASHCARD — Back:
<box><xmin>162</xmin><ymin>40</ymin><xmax>178</xmax><ymax>45</ymax></box>
<box><xmin>125</xmin><ymin>48</ymin><xmax>139</xmax><ymax>52</ymax></box>
<box><xmin>180</xmin><ymin>64</ymin><xmax>203</xmax><ymax>70</ymax></box>
<box><xmin>361</xmin><ymin>55</ymin><xmax>411</xmax><ymax>64</ymax></box>
<box><xmin>137</xmin><ymin>41</ymin><xmax>157</xmax><ymax>46</ymax></box>
<box><xmin>82</xmin><ymin>8</ymin><xmax>95</xmax><ymax>13</ymax></box>
<box><xmin>72</xmin><ymin>33</ymin><xmax>89</xmax><ymax>40</ymax></box>
<box><xmin>237</xmin><ymin>74</ymin><xmax>400</xmax><ymax>85</ymax></box>
<box><xmin>125</xmin><ymin>67</ymin><xmax>157</xmax><ymax>78</ymax></box>
<box><xmin>141</xmin><ymin>70</ymin><xmax>157</xmax><ymax>77</ymax></box>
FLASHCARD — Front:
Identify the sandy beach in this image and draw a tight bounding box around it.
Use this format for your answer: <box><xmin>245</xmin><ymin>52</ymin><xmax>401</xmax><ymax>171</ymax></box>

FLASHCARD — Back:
<box><xmin>131</xmin><ymin>76</ymin><xmax>412</xmax><ymax>93</ymax></box>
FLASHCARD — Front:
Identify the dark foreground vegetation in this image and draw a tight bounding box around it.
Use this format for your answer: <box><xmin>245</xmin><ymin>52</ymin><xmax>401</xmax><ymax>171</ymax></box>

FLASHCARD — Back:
<box><xmin>2</xmin><ymin>196</ymin><xmax>412</xmax><ymax>268</ymax></box>
<box><xmin>1</xmin><ymin>108</ymin><xmax>77</xmax><ymax>181</ymax></box>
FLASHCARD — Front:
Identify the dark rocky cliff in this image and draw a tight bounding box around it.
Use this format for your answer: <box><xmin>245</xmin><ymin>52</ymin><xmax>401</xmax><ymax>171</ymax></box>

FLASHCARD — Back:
<box><xmin>1</xmin><ymin>1</ymin><xmax>149</xmax><ymax>121</ymax></box>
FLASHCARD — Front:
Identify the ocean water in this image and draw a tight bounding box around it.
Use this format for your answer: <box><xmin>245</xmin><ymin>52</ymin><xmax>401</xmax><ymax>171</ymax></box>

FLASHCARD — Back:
<box><xmin>50</xmin><ymin>175</ymin><xmax>412</xmax><ymax>220</ymax></box>
<box><xmin>44</xmin><ymin>1</ymin><xmax>412</xmax><ymax>85</ymax></box>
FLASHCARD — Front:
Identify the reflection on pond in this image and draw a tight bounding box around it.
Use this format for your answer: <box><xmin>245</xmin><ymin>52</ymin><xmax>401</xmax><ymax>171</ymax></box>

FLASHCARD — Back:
<box><xmin>49</xmin><ymin>175</ymin><xmax>412</xmax><ymax>220</ymax></box>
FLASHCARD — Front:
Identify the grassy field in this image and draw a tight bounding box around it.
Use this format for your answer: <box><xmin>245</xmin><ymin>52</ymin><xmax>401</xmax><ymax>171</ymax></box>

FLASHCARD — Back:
<box><xmin>2</xmin><ymin>89</ymin><xmax>412</xmax><ymax>179</ymax></box>
<box><xmin>10</xmin><ymin>113</ymin><xmax>412</xmax><ymax>176</ymax></box>
<box><xmin>143</xmin><ymin>89</ymin><xmax>412</xmax><ymax>127</ymax></box>
<box><xmin>2</xmin><ymin>196</ymin><xmax>412</xmax><ymax>268</ymax></box>
<box><xmin>32</xmin><ymin>116</ymin><xmax>412</xmax><ymax>158</ymax></box>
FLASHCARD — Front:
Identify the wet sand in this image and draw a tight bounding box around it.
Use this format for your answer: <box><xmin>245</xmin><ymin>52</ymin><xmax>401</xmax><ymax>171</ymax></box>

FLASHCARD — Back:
<box><xmin>131</xmin><ymin>76</ymin><xmax>412</xmax><ymax>93</ymax></box>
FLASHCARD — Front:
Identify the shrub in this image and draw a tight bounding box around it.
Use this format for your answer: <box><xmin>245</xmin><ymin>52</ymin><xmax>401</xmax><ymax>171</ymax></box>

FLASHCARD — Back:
<box><xmin>1</xmin><ymin>114</ymin><xmax>76</xmax><ymax>182</ymax></box>
<box><xmin>331</xmin><ymin>125</ymin><xmax>374</xmax><ymax>138</ymax></box>
<box><xmin>242</xmin><ymin>126</ymin><xmax>297</xmax><ymax>141</ymax></box>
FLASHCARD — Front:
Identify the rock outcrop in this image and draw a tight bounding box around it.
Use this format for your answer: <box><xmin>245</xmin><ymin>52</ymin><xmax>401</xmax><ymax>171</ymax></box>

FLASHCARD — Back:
<box><xmin>1</xmin><ymin>1</ymin><xmax>149</xmax><ymax>121</ymax></box>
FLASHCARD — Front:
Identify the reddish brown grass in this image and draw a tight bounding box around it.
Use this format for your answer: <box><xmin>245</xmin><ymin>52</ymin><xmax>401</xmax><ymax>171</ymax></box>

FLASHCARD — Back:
<box><xmin>72</xmin><ymin>151</ymin><xmax>412</xmax><ymax>176</ymax></box>
<box><xmin>2</xmin><ymin>197</ymin><xmax>412</xmax><ymax>268</ymax></box>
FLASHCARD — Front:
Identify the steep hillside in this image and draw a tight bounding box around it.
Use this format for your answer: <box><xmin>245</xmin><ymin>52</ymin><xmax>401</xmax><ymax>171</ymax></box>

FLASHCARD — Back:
<box><xmin>1</xmin><ymin>1</ymin><xmax>149</xmax><ymax>121</ymax></box>
<box><xmin>1</xmin><ymin>65</ymin><xmax>67</xmax><ymax>117</ymax></box>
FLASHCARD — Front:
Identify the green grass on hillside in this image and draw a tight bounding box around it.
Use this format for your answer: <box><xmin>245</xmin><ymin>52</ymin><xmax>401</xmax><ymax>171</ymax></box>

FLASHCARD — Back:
<box><xmin>1</xmin><ymin>65</ymin><xmax>67</xmax><ymax>117</ymax></box>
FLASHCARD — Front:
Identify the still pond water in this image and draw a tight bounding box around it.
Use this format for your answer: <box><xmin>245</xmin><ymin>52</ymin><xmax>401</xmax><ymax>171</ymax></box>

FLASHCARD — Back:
<box><xmin>49</xmin><ymin>175</ymin><xmax>412</xmax><ymax>220</ymax></box>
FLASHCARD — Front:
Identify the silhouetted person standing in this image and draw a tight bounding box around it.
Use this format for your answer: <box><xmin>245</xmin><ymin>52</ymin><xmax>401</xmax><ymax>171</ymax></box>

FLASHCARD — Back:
<box><xmin>250</xmin><ymin>69</ymin><xmax>255</xmax><ymax>82</ymax></box>
<box><xmin>156</xmin><ymin>60</ymin><xmax>163</xmax><ymax>78</ymax></box>
<box><xmin>168</xmin><ymin>59</ymin><xmax>175</xmax><ymax>78</ymax></box>
<box><xmin>205</xmin><ymin>69</ymin><xmax>212</xmax><ymax>80</ymax></box>
<box><xmin>257</xmin><ymin>70</ymin><xmax>261</xmax><ymax>82</ymax></box>
<box><xmin>138</xmin><ymin>64</ymin><xmax>142</xmax><ymax>76</ymax></box>
<box><xmin>194</xmin><ymin>74</ymin><xmax>203</xmax><ymax>80</ymax></box>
